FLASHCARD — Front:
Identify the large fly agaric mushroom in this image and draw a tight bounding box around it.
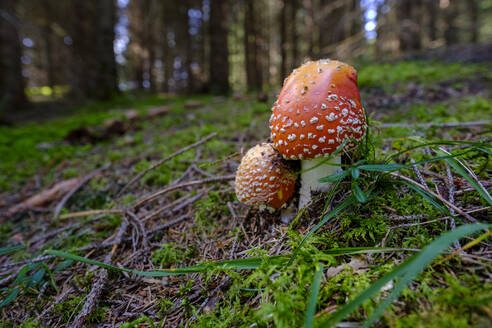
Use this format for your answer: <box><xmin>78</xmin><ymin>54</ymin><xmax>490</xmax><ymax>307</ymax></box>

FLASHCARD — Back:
<box><xmin>235</xmin><ymin>143</ymin><xmax>297</xmax><ymax>210</ymax></box>
<box><xmin>270</xmin><ymin>59</ymin><xmax>367</xmax><ymax>208</ymax></box>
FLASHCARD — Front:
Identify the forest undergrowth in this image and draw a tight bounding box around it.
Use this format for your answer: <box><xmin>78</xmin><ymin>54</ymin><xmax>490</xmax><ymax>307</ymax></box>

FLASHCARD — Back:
<box><xmin>0</xmin><ymin>60</ymin><xmax>491</xmax><ymax>327</ymax></box>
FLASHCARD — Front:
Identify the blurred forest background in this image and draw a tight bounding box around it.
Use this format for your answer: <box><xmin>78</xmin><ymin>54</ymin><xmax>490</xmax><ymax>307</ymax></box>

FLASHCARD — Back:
<box><xmin>1</xmin><ymin>0</ymin><xmax>492</xmax><ymax>118</ymax></box>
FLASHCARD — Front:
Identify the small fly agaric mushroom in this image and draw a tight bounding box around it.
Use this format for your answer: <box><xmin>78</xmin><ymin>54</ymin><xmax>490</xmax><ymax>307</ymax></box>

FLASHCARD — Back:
<box><xmin>235</xmin><ymin>143</ymin><xmax>297</xmax><ymax>210</ymax></box>
<box><xmin>270</xmin><ymin>59</ymin><xmax>367</xmax><ymax>208</ymax></box>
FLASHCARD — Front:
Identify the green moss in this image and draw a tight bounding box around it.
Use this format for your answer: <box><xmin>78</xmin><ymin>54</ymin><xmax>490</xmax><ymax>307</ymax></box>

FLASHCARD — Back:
<box><xmin>358</xmin><ymin>61</ymin><xmax>488</xmax><ymax>88</ymax></box>
<box><xmin>152</xmin><ymin>242</ymin><xmax>186</xmax><ymax>268</ymax></box>
<box><xmin>393</xmin><ymin>274</ymin><xmax>492</xmax><ymax>327</ymax></box>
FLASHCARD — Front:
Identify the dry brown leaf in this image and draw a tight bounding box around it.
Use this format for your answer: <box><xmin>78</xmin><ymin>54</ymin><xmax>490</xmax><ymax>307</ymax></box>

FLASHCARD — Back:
<box><xmin>9</xmin><ymin>177</ymin><xmax>82</xmax><ymax>213</ymax></box>
<box><xmin>325</xmin><ymin>258</ymin><xmax>369</xmax><ymax>279</ymax></box>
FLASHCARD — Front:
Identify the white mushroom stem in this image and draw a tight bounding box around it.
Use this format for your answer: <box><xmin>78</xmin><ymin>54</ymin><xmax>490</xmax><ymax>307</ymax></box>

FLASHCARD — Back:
<box><xmin>298</xmin><ymin>156</ymin><xmax>341</xmax><ymax>209</ymax></box>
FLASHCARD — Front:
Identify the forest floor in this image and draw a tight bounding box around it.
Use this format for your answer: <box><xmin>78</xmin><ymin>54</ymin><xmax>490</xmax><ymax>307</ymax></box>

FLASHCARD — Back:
<box><xmin>0</xmin><ymin>59</ymin><xmax>491</xmax><ymax>328</ymax></box>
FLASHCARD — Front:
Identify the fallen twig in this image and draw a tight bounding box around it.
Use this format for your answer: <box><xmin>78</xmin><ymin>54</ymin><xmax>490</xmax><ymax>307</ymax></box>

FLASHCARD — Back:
<box><xmin>445</xmin><ymin>162</ymin><xmax>461</xmax><ymax>249</ymax></box>
<box><xmin>69</xmin><ymin>218</ymin><xmax>129</xmax><ymax>328</ymax></box>
<box><xmin>133</xmin><ymin>175</ymin><xmax>235</xmax><ymax>209</ymax></box>
<box><xmin>388</xmin><ymin>207</ymin><xmax>490</xmax><ymax>230</ymax></box>
<box><xmin>117</xmin><ymin>133</ymin><xmax>217</xmax><ymax>197</ymax></box>
<box><xmin>391</xmin><ymin>172</ymin><xmax>478</xmax><ymax>223</ymax></box>
<box><xmin>54</xmin><ymin>163</ymin><xmax>111</xmax><ymax>218</ymax></box>
<box><xmin>59</xmin><ymin>209</ymin><xmax>123</xmax><ymax>220</ymax></box>
<box><xmin>379</xmin><ymin>120</ymin><xmax>491</xmax><ymax>129</ymax></box>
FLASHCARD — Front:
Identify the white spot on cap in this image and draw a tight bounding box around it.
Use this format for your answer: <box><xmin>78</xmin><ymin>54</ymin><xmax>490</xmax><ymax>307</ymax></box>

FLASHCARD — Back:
<box><xmin>312</xmin><ymin>145</ymin><xmax>318</xmax><ymax>150</ymax></box>
<box><xmin>325</xmin><ymin>113</ymin><xmax>337</xmax><ymax>121</ymax></box>
<box><xmin>316</xmin><ymin>125</ymin><xmax>324</xmax><ymax>130</ymax></box>
<box><xmin>309</xmin><ymin>117</ymin><xmax>319</xmax><ymax>124</ymax></box>
<box><xmin>287</xmin><ymin>134</ymin><xmax>296</xmax><ymax>141</ymax></box>
<box><xmin>319</xmin><ymin>136</ymin><xmax>326</xmax><ymax>143</ymax></box>
<box><xmin>301</xmin><ymin>120</ymin><xmax>306</xmax><ymax>127</ymax></box>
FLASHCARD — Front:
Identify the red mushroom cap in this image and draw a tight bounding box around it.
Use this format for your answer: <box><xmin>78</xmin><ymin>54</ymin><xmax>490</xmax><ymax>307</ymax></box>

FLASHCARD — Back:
<box><xmin>270</xmin><ymin>59</ymin><xmax>367</xmax><ymax>160</ymax></box>
<box><xmin>235</xmin><ymin>143</ymin><xmax>296</xmax><ymax>209</ymax></box>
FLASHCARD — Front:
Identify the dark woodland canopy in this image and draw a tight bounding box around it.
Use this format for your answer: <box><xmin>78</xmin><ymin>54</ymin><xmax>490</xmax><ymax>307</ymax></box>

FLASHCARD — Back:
<box><xmin>0</xmin><ymin>0</ymin><xmax>489</xmax><ymax>113</ymax></box>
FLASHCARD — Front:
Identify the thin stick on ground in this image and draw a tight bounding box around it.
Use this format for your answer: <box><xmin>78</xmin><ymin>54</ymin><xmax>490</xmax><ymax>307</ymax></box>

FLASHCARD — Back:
<box><xmin>387</xmin><ymin>207</ymin><xmax>490</xmax><ymax>230</ymax></box>
<box><xmin>59</xmin><ymin>209</ymin><xmax>123</xmax><ymax>220</ymax></box>
<box><xmin>69</xmin><ymin>218</ymin><xmax>129</xmax><ymax>328</ymax></box>
<box><xmin>379</xmin><ymin>120</ymin><xmax>491</xmax><ymax>129</ymax></box>
<box><xmin>410</xmin><ymin>158</ymin><xmax>428</xmax><ymax>189</ymax></box>
<box><xmin>133</xmin><ymin>175</ymin><xmax>235</xmax><ymax>209</ymax></box>
<box><xmin>116</xmin><ymin>132</ymin><xmax>217</xmax><ymax>197</ymax></box>
<box><xmin>445</xmin><ymin>162</ymin><xmax>461</xmax><ymax>249</ymax></box>
<box><xmin>54</xmin><ymin>163</ymin><xmax>111</xmax><ymax>218</ymax></box>
<box><xmin>391</xmin><ymin>172</ymin><xmax>478</xmax><ymax>223</ymax></box>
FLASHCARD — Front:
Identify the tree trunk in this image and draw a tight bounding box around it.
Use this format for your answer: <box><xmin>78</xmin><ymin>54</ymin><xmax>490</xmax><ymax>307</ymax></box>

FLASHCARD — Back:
<box><xmin>43</xmin><ymin>29</ymin><xmax>55</xmax><ymax>96</ymax></box>
<box><xmin>0</xmin><ymin>0</ymin><xmax>26</xmax><ymax>113</ymax></box>
<box><xmin>426</xmin><ymin>0</ymin><xmax>439</xmax><ymax>42</ymax></box>
<box><xmin>280</xmin><ymin>0</ymin><xmax>288</xmax><ymax>82</ymax></box>
<box><xmin>96</xmin><ymin>0</ymin><xmax>118</xmax><ymax>99</ymax></box>
<box><xmin>161</xmin><ymin>2</ymin><xmax>170</xmax><ymax>92</ymax></box>
<box><xmin>304</xmin><ymin>0</ymin><xmax>315</xmax><ymax>58</ymax></box>
<box><xmin>290</xmin><ymin>0</ymin><xmax>298</xmax><ymax>69</ymax></box>
<box><xmin>244</xmin><ymin>0</ymin><xmax>259</xmax><ymax>91</ymax></box>
<box><xmin>181</xmin><ymin>0</ymin><xmax>193</xmax><ymax>93</ymax></box>
<box><xmin>209</xmin><ymin>0</ymin><xmax>230</xmax><ymax>94</ymax></box>
<box><xmin>318</xmin><ymin>0</ymin><xmax>346</xmax><ymax>56</ymax></box>
<box><xmin>443</xmin><ymin>0</ymin><xmax>459</xmax><ymax>45</ymax></box>
<box><xmin>466</xmin><ymin>0</ymin><xmax>479</xmax><ymax>43</ymax></box>
<box><xmin>397</xmin><ymin>0</ymin><xmax>422</xmax><ymax>52</ymax></box>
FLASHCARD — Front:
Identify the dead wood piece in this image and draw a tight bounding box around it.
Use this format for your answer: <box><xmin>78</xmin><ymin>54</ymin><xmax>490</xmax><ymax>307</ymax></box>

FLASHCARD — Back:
<box><xmin>391</xmin><ymin>173</ymin><xmax>478</xmax><ymax>223</ymax></box>
<box><xmin>54</xmin><ymin>163</ymin><xmax>111</xmax><ymax>218</ymax></box>
<box><xmin>146</xmin><ymin>106</ymin><xmax>170</xmax><ymax>119</ymax></box>
<box><xmin>410</xmin><ymin>158</ymin><xmax>428</xmax><ymax>188</ymax></box>
<box><xmin>445</xmin><ymin>162</ymin><xmax>461</xmax><ymax>249</ymax></box>
<box><xmin>69</xmin><ymin>218</ymin><xmax>129</xmax><ymax>328</ymax></box>
<box><xmin>117</xmin><ymin>132</ymin><xmax>217</xmax><ymax>197</ymax></box>
<box><xmin>127</xmin><ymin>211</ymin><xmax>149</xmax><ymax>251</ymax></box>
<box><xmin>148</xmin><ymin>215</ymin><xmax>190</xmax><ymax>235</ymax></box>
<box><xmin>133</xmin><ymin>175</ymin><xmax>235</xmax><ymax>209</ymax></box>
<box><xmin>59</xmin><ymin>209</ymin><xmax>123</xmax><ymax>220</ymax></box>
<box><xmin>124</xmin><ymin>109</ymin><xmax>139</xmax><ymax>121</ymax></box>
<box><xmin>8</xmin><ymin>178</ymin><xmax>82</xmax><ymax>214</ymax></box>
<box><xmin>379</xmin><ymin>120</ymin><xmax>491</xmax><ymax>129</ymax></box>
<box><xmin>184</xmin><ymin>101</ymin><xmax>204</xmax><ymax>109</ymax></box>
<box><xmin>388</xmin><ymin>207</ymin><xmax>490</xmax><ymax>230</ymax></box>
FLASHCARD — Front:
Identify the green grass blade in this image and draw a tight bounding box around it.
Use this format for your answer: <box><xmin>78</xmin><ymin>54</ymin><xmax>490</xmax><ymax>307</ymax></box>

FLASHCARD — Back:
<box><xmin>0</xmin><ymin>245</ymin><xmax>26</xmax><ymax>256</ymax></box>
<box><xmin>0</xmin><ymin>288</ymin><xmax>20</xmax><ymax>308</ymax></box>
<box><xmin>435</xmin><ymin>149</ymin><xmax>492</xmax><ymax>206</ymax></box>
<box><xmin>45</xmin><ymin>250</ymin><xmax>289</xmax><ymax>276</ymax></box>
<box><xmin>352</xmin><ymin>182</ymin><xmax>367</xmax><ymax>203</ymax></box>
<box><xmin>304</xmin><ymin>263</ymin><xmax>324</xmax><ymax>328</ymax></box>
<box><xmin>399</xmin><ymin>181</ymin><xmax>450</xmax><ymax>215</ymax></box>
<box><xmin>318</xmin><ymin>170</ymin><xmax>349</xmax><ymax>183</ymax></box>
<box><xmin>387</xmin><ymin>139</ymin><xmax>491</xmax><ymax>162</ymax></box>
<box><xmin>318</xmin><ymin>223</ymin><xmax>490</xmax><ymax>328</ymax></box>
<box><xmin>362</xmin><ymin>223</ymin><xmax>490</xmax><ymax>327</ymax></box>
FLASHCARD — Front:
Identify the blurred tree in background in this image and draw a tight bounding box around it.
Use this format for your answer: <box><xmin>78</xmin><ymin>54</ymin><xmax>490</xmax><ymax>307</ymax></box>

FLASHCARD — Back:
<box><xmin>0</xmin><ymin>0</ymin><xmax>491</xmax><ymax>115</ymax></box>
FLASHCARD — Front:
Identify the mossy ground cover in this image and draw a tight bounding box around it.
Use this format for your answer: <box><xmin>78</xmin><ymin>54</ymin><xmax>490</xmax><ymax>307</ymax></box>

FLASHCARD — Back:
<box><xmin>0</xmin><ymin>60</ymin><xmax>491</xmax><ymax>327</ymax></box>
